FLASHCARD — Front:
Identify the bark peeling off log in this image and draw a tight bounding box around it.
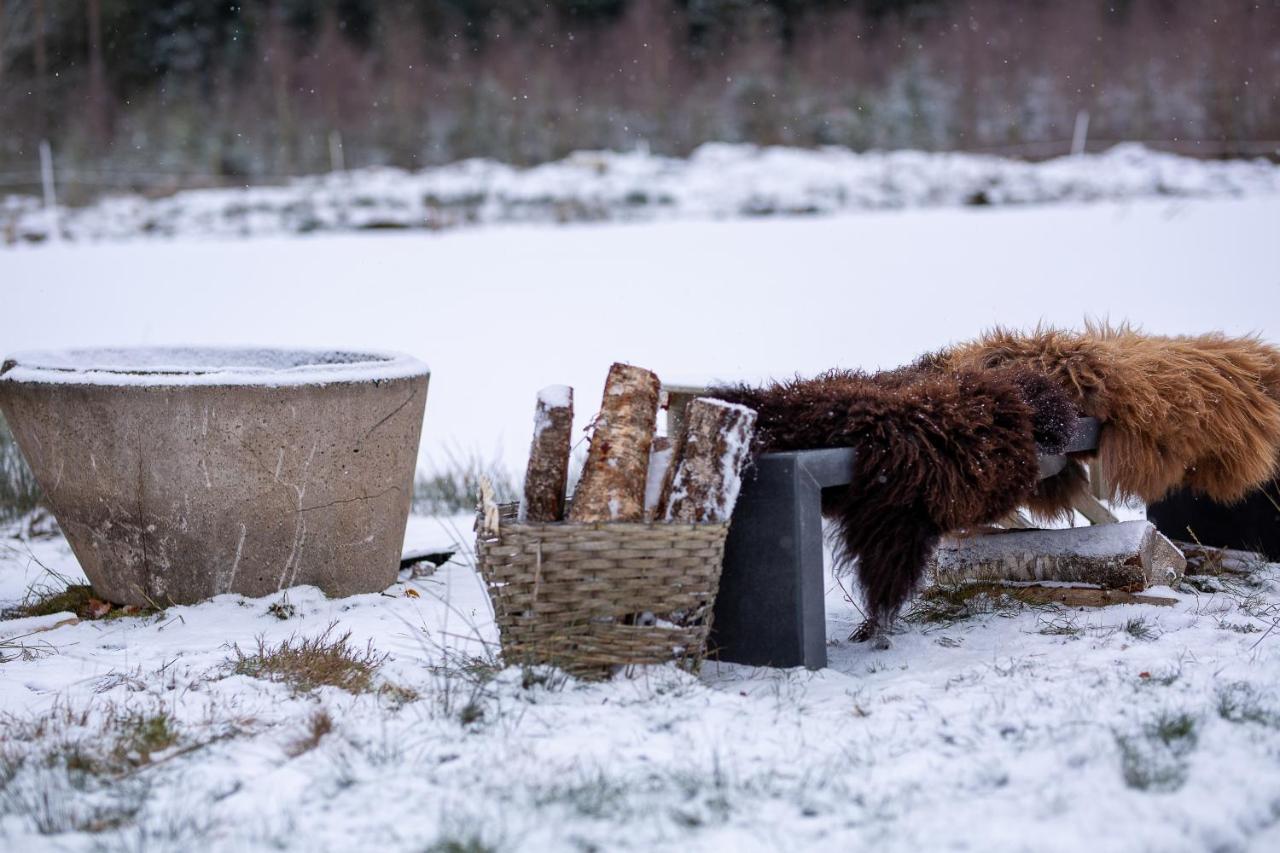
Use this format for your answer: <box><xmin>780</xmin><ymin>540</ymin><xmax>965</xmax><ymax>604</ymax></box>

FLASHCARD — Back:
<box><xmin>568</xmin><ymin>363</ymin><xmax>660</xmax><ymax>523</ymax></box>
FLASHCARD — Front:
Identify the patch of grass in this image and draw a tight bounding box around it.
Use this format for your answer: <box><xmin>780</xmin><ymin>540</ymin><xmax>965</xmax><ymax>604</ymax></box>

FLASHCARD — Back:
<box><xmin>1150</xmin><ymin>711</ymin><xmax>1197</xmax><ymax>745</ymax></box>
<box><xmin>1116</xmin><ymin>710</ymin><xmax>1199</xmax><ymax>792</ymax></box>
<box><xmin>0</xmin><ymin>703</ymin><xmax>183</xmax><ymax>836</ymax></box>
<box><xmin>425</xmin><ymin>836</ymin><xmax>501</xmax><ymax>853</ymax></box>
<box><xmin>1037</xmin><ymin>616</ymin><xmax>1083</xmax><ymax>637</ymax></box>
<box><xmin>13</xmin><ymin>583</ymin><xmax>98</xmax><ymax>618</ymax></box>
<box><xmin>232</xmin><ymin>623</ymin><xmax>387</xmax><ymax>694</ymax></box>
<box><xmin>1139</xmin><ymin>666</ymin><xmax>1182</xmax><ymax>687</ymax></box>
<box><xmin>412</xmin><ymin>445</ymin><xmax>521</xmax><ymax>516</ymax></box>
<box><xmin>1123</xmin><ymin>616</ymin><xmax>1157</xmax><ymax>641</ymax></box>
<box><xmin>904</xmin><ymin>584</ymin><xmax>1027</xmax><ymax>626</ymax></box>
<box><xmin>533</xmin><ymin>770</ymin><xmax>632</xmax><ymax>820</ymax></box>
<box><xmin>5</xmin><ymin>577</ymin><xmax>160</xmax><ymax>622</ymax></box>
<box><xmin>377</xmin><ymin>682</ymin><xmax>421</xmax><ymax>709</ymax></box>
<box><xmin>267</xmin><ymin>598</ymin><xmax>297</xmax><ymax>620</ymax></box>
<box><xmin>285</xmin><ymin>709</ymin><xmax>334</xmax><ymax>758</ymax></box>
<box><xmin>0</xmin><ymin>412</ymin><xmax>42</xmax><ymax>524</ymax></box>
<box><xmin>1217</xmin><ymin>682</ymin><xmax>1280</xmax><ymax>727</ymax></box>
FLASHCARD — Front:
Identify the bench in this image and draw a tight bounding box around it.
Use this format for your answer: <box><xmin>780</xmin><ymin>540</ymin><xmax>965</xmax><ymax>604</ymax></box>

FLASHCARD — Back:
<box><xmin>703</xmin><ymin>414</ymin><xmax>1102</xmax><ymax>669</ymax></box>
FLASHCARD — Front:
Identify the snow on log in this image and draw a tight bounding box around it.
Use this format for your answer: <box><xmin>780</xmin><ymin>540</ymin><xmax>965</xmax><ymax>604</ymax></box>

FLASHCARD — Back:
<box><xmin>519</xmin><ymin>385</ymin><xmax>574</xmax><ymax>522</ymax></box>
<box><xmin>644</xmin><ymin>437</ymin><xmax>674</xmax><ymax>521</ymax></box>
<box><xmin>568</xmin><ymin>363</ymin><xmax>661</xmax><ymax>522</ymax></box>
<box><xmin>929</xmin><ymin>520</ymin><xmax>1185</xmax><ymax>591</ymax></box>
<box><xmin>658</xmin><ymin>397</ymin><xmax>757</xmax><ymax>524</ymax></box>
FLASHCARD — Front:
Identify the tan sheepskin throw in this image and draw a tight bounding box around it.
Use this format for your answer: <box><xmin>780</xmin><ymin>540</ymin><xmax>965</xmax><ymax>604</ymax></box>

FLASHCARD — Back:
<box><xmin>943</xmin><ymin>324</ymin><xmax>1280</xmax><ymax>513</ymax></box>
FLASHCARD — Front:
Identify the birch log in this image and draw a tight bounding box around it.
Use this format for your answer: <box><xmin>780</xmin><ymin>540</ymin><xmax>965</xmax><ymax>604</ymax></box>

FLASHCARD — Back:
<box><xmin>520</xmin><ymin>385</ymin><xmax>574</xmax><ymax>522</ymax></box>
<box><xmin>928</xmin><ymin>520</ymin><xmax>1185</xmax><ymax>591</ymax></box>
<box><xmin>568</xmin><ymin>363</ymin><xmax>661</xmax><ymax>522</ymax></box>
<box><xmin>658</xmin><ymin>398</ymin><xmax>757</xmax><ymax>523</ymax></box>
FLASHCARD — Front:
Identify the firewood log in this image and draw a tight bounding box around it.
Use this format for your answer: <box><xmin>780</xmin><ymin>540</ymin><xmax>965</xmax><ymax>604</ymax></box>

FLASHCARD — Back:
<box><xmin>658</xmin><ymin>397</ymin><xmax>757</xmax><ymax>524</ymax></box>
<box><xmin>568</xmin><ymin>363</ymin><xmax>660</xmax><ymax>522</ymax></box>
<box><xmin>520</xmin><ymin>385</ymin><xmax>574</xmax><ymax>522</ymax></box>
<box><xmin>928</xmin><ymin>520</ymin><xmax>1185</xmax><ymax>591</ymax></box>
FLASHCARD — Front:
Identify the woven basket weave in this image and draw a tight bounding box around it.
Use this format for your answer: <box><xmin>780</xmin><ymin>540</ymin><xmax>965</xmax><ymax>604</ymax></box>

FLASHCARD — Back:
<box><xmin>475</xmin><ymin>503</ymin><xmax>730</xmax><ymax>678</ymax></box>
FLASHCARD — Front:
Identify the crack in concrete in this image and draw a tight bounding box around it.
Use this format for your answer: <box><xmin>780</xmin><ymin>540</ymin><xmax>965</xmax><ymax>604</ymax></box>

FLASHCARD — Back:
<box><xmin>361</xmin><ymin>387</ymin><xmax>419</xmax><ymax>443</ymax></box>
<box><xmin>298</xmin><ymin>485</ymin><xmax>402</xmax><ymax>514</ymax></box>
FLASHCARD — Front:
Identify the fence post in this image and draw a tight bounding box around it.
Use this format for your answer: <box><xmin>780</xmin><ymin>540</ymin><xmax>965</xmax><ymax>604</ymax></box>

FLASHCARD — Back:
<box><xmin>38</xmin><ymin>139</ymin><xmax>59</xmax><ymax>242</ymax></box>
<box><xmin>1071</xmin><ymin>110</ymin><xmax>1090</xmax><ymax>156</ymax></box>
<box><xmin>328</xmin><ymin>129</ymin><xmax>349</xmax><ymax>226</ymax></box>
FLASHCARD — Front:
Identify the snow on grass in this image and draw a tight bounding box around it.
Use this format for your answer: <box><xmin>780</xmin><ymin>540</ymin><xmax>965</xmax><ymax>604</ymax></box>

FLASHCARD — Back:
<box><xmin>4</xmin><ymin>143</ymin><xmax>1280</xmax><ymax>244</ymax></box>
<box><xmin>2</xmin><ymin>518</ymin><xmax>1280</xmax><ymax>851</ymax></box>
<box><xmin>4</xmin><ymin>197</ymin><xmax>1278</xmax><ymax>478</ymax></box>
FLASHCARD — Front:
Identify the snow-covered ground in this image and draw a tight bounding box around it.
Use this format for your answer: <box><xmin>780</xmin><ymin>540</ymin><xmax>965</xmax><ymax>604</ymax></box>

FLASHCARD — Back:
<box><xmin>2</xmin><ymin>518</ymin><xmax>1280</xmax><ymax>852</ymax></box>
<box><xmin>4</xmin><ymin>143</ymin><xmax>1280</xmax><ymax>244</ymax></box>
<box><xmin>4</xmin><ymin>195</ymin><xmax>1279</xmax><ymax>476</ymax></box>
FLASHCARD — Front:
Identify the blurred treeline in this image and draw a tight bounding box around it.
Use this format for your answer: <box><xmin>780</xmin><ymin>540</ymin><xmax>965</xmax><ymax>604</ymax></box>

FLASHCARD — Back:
<box><xmin>1</xmin><ymin>0</ymin><xmax>1277</xmax><ymax>200</ymax></box>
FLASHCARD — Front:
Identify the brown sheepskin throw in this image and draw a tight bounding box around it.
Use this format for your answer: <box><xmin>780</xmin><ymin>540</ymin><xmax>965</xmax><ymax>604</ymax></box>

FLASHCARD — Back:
<box><xmin>710</xmin><ymin>366</ymin><xmax>1076</xmax><ymax>638</ymax></box>
<box><xmin>942</xmin><ymin>325</ymin><xmax>1280</xmax><ymax>515</ymax></box>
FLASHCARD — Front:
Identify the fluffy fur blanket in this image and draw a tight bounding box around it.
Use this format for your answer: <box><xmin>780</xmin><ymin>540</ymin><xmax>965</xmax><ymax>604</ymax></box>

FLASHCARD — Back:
<box><xmin>941</xmin><ymin>326</ymin><xmax>1280</xmax><ymax>515</ymax></box>
<box><xmin>711</xmin><ymin>366</ymin><xmax>1076</xmax><ymax>638</ymax></box>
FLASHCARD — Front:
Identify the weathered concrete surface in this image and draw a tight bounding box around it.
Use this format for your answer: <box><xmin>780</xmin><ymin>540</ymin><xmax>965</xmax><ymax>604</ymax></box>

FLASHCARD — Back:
<box><xmin>0</xmin><ymin>350</ymin><xmax>428</xmax><ymax>606</ymax></box>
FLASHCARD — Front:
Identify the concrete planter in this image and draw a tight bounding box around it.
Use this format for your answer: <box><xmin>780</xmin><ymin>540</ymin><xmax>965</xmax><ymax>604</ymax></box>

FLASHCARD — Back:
<box><xmin>0</xmin><ymin>347</ymin><xmax>429</xmax><ymax>606</ymax></box>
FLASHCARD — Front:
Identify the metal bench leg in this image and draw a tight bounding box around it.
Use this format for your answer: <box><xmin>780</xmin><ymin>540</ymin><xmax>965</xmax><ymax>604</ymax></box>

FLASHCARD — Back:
<box><xmin>709</xmin><ymin>452</ymin><xmax>829</xmax><ymax>669</ymax></box>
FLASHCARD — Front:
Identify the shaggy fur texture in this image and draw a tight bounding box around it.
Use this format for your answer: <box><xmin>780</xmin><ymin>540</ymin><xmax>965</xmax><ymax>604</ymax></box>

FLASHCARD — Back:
<box><xmin>943</xmin><ymin>325</ymin><xmax>1280</xmax><ymax>514</ymax></box>
<box><xmin>711</xmin><ymin>366</ymin><xmax>1075</xmax><ymax>636</ymax></box>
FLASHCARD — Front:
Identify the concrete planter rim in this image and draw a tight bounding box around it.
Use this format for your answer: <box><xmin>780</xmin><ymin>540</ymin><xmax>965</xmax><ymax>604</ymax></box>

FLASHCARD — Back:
<box><xmin>0</xmin><ymin>346</ymin><xmax>428</xmax><ymax>389</ymax></box>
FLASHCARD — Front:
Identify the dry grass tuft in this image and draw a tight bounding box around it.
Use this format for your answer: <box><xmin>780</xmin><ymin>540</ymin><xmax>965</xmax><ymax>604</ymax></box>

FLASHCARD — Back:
<box><xmin>232</xmin><ymin>624</ymin><xmax>388</xmax><ymax>695</ymax></box>
<box><xmin>285</xmin><ymin>709</ymin><xmax>335</xmax><ymax>758</ymax></box>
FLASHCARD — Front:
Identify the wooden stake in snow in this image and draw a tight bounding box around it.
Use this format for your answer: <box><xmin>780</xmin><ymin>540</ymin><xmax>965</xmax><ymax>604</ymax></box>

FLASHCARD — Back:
<box><xmin>520</xmin><ymin>385</ymin><xmax>574</xmax><ymax>522</ymax></box>
<box><xmin>928</xmin><ymin>520</ymin><xmax>1185</xmax><ymax>591</ymax></box>
<box><xmin>568</xmin><ymin>363</ymin><xmax>661</xmax><ymax>522</ymax></box>
<box><xmin>657</xmin><ymin>398</ymin><xmax>757</xmax><ymax>524</ymax></box>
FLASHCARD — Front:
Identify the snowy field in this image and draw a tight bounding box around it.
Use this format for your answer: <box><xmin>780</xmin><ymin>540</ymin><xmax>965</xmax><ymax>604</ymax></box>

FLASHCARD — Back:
<box><xmin>3</xmin><ymin>186</ymin><xmax>1280</xmax><ymax>851</ymax></box>
<box><xmin>4</xmin><ymin>194</ymin><xmax>1279</xmax><ymax>476</ymax></box>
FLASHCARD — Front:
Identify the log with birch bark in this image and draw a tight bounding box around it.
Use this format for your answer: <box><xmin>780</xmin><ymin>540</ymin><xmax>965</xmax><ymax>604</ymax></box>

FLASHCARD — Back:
<box><xmin>928</xmin><ymin>520</ymin><xmax>1185</xmax><ymax>591</ymax></box>
<box><xmin>568</xmin><ymin>363</ymin><xmax>661</xmax><ymax>522</ymax></box>
<box><xmin>657</xmin><ymin>397</ymin><xmax>757</xmax><ymax>524</ymax></box>
<box><xmin>520</xmin><ymin>385</ymin><xmax>574</xmax><ymax>522</ymax></box>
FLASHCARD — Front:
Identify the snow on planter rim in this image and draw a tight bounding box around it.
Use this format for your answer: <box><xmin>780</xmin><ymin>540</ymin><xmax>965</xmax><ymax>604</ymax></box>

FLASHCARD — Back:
<box><xmin>0</xmin><ymin>346</ymin><xmax>429</xmax><ymax>387</ymax></box>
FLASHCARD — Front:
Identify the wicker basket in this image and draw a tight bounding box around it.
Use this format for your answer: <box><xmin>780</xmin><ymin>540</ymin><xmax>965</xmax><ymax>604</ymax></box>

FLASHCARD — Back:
<box><xmin>474</xmin><ymin>503</ymin><xmax>730</xmax><ymax>678</ymax></box>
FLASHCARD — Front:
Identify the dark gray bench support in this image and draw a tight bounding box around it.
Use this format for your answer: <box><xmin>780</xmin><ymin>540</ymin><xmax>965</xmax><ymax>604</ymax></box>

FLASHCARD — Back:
<box><xmin>709</xmin><ymin>417</ymin><xmax>1101</xmax><ymax>669</ymax></box>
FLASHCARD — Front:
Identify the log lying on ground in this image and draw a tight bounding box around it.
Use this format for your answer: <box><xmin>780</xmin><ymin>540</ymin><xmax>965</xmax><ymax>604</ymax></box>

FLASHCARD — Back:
<box><xmin>1175</xmin><ymin>541</ymin><xmax>1268</xmax><ymax>576</ymax></box>
<box><xmin>928</xmin><ymin>520</ymin><xmax>1186</xmax><ymax>591</ymax></box>
<box><xmin>657</xmin><ymin>398</ymin><xmax>757</xmax><ymax>523</ymax></box>
<box><xmin>520</xmin><ymin>385</ymin><xmax>574</xmax><ymax>522</ymax></box>
<box><xmin>569</xmin><ymin>363</ymin><xmax>661</xmax><ymax>522</ymax></box>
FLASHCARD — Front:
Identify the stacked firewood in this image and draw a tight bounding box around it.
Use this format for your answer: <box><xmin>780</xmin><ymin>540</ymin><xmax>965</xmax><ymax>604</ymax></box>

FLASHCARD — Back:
<box><xmin>519</xmin><ymin>363</ymin><xmax>756</xmax><ymax>525</ymax></box>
